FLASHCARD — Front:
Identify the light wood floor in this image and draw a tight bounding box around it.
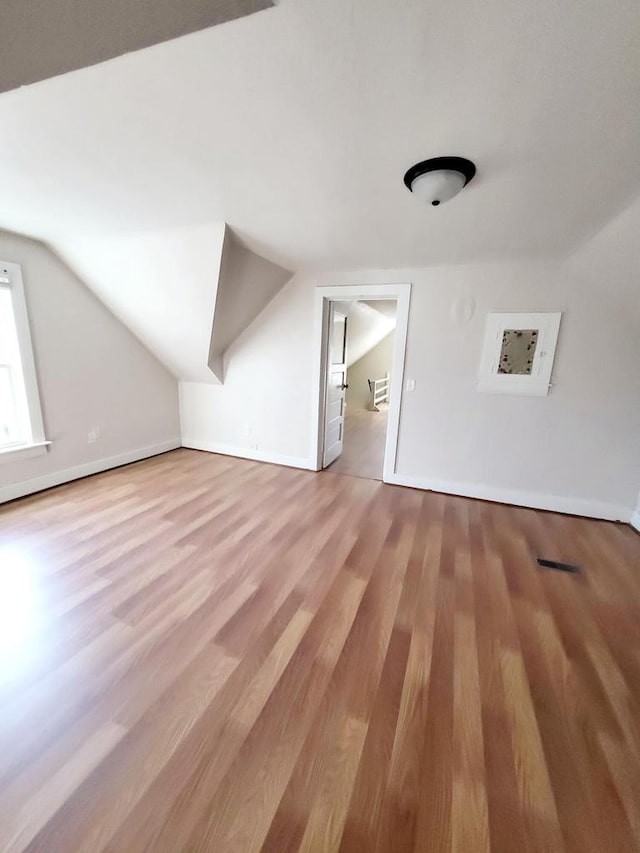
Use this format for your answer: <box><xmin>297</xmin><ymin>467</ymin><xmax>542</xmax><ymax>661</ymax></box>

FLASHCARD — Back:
<box><xmin>327</xmin><ymin>405</ymin><xmax>388</xmax><ymax>480</ymax></box>
<box><xmin>0</xmin><ymin>449</ymin><xmax>639</xmax><ymax>853</ymax></box>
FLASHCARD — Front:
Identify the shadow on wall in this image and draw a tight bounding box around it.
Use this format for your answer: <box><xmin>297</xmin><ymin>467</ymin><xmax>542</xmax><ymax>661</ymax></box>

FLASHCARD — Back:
<box><xmin>181</xmin><ymin>270</ymin><xmax>314</xmax><ymax>466</ymax></box>
<box><xmin>208</xmin><ymin>227</ymin><xmax>292</xmax><ymax>383</ymax></box>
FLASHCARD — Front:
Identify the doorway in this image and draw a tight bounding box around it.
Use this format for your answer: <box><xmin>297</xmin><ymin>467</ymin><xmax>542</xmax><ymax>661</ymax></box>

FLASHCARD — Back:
<box><xmin>311</xmin><ymin>284</ymin><xmax>411</xmax><ymax>482</ymax></box>
<box><xmin>324</xmin><ymin>299</ymin><xmax>396</xmax><ymax>479</ymax></box>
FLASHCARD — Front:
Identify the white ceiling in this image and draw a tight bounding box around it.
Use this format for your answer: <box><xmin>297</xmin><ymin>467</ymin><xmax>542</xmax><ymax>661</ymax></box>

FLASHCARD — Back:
<box><xmin>333</xmin><ymin>301</ymin><xmax>396</xmax><ymax>367</ymax></box>
<box><xmin>363</xmin><ymin>300</ymin><xmax>397</xmax><ymax>320</ymax></box>
<box><xmin>1</xmin><ymin>0</ymin><xmax>639</xmax><ymax>271</ymax></box>
<box><xmin>0</xmin><ymin>0</ymin><xmax>274</xmax><ymax>93</ymax></box>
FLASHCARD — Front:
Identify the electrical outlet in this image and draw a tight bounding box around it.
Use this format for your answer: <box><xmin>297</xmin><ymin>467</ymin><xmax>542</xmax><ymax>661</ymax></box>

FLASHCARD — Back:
<box><xmin>405</xmin><ymin>378</ymin><xmax>416</xmax><ymax>391</ymax></box>
<box><xmin>242</xmin><ymin>423</ymin><xmax>252</xmax><ymax>437</ymax></box>
<box><xmin>250</xmin><ymin>441</ymin><xmax>259</xmax><ymax>451</ymax></box>
<box><xmin>88</xmin><ymin>430</ymin><xmax>97</xmax><ymax>444</ymax></box>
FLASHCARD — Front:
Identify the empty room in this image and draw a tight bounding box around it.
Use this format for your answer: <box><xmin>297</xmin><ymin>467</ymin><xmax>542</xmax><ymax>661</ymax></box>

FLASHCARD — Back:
<box><xmin>0</xmin><ymin>2</ymin><xmax>639</xmax><ymax>852</ymax></box>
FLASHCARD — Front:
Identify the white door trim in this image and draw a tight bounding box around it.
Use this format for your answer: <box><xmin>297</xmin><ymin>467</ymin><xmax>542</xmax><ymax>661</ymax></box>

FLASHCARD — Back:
<box><xmin>311</xmin><ymin>283</ymin><xmax>411</xmax><ymax>481</ymax></box>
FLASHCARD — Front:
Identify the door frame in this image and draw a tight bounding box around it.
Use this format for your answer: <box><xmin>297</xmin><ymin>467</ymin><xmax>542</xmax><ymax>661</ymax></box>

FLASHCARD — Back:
<box><xmin>310</xmin><ymin>283</ymin><xmax>411</xmax><ymax>481</ymax></box>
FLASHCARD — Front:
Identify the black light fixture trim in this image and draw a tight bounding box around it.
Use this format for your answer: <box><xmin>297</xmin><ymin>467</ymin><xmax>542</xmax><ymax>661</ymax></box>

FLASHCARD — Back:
<box><xmin>403</xmin><ymin>156</ymin><xmax>477</xmax><ymax>193</ymax></box>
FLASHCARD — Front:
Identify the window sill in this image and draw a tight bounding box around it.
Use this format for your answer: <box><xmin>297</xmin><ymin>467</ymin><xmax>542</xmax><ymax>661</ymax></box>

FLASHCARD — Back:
<box><xmin>0</xmin><ymin>441</ymin><xmax>51</xmax><ymax>464</ymax></box>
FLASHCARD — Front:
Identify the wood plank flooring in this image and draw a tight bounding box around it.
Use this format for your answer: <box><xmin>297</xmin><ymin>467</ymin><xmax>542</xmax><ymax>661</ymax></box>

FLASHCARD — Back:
<box><xmin>0</xmin><ymin>448</ymin><xmax>639</xmax><ymax>852</ymax></box>
<box><xmin>326</xmin><ymin>405</ymin><xmax>388</xmax><ymax>480</ymax></box>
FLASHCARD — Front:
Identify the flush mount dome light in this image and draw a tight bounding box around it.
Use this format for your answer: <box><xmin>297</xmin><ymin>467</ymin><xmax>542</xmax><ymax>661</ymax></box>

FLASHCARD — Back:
<box><xmin>403</xmin><ymin>156</ymin><xmax>476</xmax><ymax>206</ymax></box>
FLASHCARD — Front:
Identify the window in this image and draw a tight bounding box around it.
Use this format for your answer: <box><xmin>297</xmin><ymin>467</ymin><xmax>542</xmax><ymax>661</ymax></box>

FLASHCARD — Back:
<box><xmin>0</xmin><ymin>262</ymin><xmax>47</xmax><ymax>458</ymax></box>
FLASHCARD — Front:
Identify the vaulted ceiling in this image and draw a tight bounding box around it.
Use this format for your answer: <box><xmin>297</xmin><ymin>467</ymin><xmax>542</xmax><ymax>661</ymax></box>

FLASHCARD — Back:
<box><xmin>333</xmin><ymin>301</ymin><xmax>396</xmax><ymax>368</ymax></box>
<box><xmin>1</xmin><ymin>0</ymin><xmax>639</xmax><ymax>382</ymax></box>
<box><xmin>0</xmin><ymin>0</ymin><xmax>274</xmax><ymax>93</ymax></box>
<box><xmin>1</xmin><ymin>0</ymin><xmax>639</xmax><ymax>272</ymax></box>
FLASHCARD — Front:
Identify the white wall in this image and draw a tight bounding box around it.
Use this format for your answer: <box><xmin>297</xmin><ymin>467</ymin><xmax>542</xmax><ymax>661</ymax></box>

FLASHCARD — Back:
<box><xmin>0</xmin><ymin>230</ymin><xmax>180</xmax><ymax>501</ymax></box>
<box><xmin>181</xmin><ymin>246</ymin><xmax>640</xmax><ymax>520</ymax></box>
<box><xmin>346</xmin><ymin>332</ymin><xmax>394</xmax><ymax>411</ymax></box>
<box><xmin>567</xmin><ymin>195</ymin><xmax>640</xmax><ymax>526</ymax></box>
<box><xmin>387</xmin><ymin>261</ymin><xmax>639</xmax><ymax>519</ymax></box>
<box><xmin>180</xmin><ymin>272</ymin><xmax>312</xmax><ymax>468</ymax></box>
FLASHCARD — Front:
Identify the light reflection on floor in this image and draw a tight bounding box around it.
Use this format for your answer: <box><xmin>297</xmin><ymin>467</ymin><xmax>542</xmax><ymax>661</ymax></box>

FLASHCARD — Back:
<box><xmin>0</xmin><ymin>545</ymin><xmax>45</xmax><ymax>680</ymax></box>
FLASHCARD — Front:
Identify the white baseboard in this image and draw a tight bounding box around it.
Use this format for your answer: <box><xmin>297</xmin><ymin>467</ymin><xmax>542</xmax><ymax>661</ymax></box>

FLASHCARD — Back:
<box><xmin>384</xmin><ymin>472</ymin><xmax>632</xmax><ymax>522</ymax></box>
<box><xmin>6</xmin><ymin>433</ymin><xmax>633</xmax><ymax>526</ymax></box>
<box><xmin>182</xmin><ymin>445</ymin><xmax>633</xmax><ymax>523</ymax></box>
<box><xmin>182</xmin><ymin>437</ymin><xmax>313</xmax><ymax>471</ymax></box>
<box><xmin>0</xmin><ymin>438</ymin><xmax>181</xmax><ymax>505</ymax></box>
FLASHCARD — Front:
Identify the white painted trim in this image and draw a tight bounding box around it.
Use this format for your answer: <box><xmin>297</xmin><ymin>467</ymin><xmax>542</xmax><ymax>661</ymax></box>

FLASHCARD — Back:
<box><xmin>0</xmin><ymin>438</ymin><xmax>181</xmax><ymax>504</ymax></box>
<box><xmin>385</xmin><ymin>472</ymin><xmax>631</xmax><ymax>522</ymax></box>
<box><xmin>0</xmin><ymin>441</ymin><xmax>51</xmax><ymax>464</ymax></box>
<box><xmin>478</xmin><ymin>311</ymin><xmax>562</xmax><ymax>397</ymax></box>
<box><xmin>631</xmin><ymin>510</ymin><xmax>640</xmax><ymax>533</ymax></box>
<box><xmin>476</xmin><ymin>380</ymin><xmax>552</xmax><ymax>396</ymax></box>
<box><xmin>1</xmin><ymin>260</ymin><xmax>47</xmax><ymax>445</ymax></box>
<box><xmin>182</xmin><ymin>437</ymin><xmax>314</xmax><ymax>470</ymax></box>
<box><xmin>311</xmin><ymin>283</ymin><xmax>411</xmax><ymax>482</ymax></box>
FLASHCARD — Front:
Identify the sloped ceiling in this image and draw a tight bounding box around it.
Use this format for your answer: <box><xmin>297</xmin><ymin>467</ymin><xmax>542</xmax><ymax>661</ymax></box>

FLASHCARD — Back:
<box><xmin>56</xmin><ymin>223</ymin><xmax>227</xmax><ymax>382</ymax></box>
<box><xmin>0</xmin><ymin>0</ymin><xmax>639</xmax><ymax>273</ymax></box>
<box><xmin>55</xmin><ymin>223</ymin><xmax>292</xmax><ymax>383</ymax></box>
<box><xmin>334</xmin><ymin>301</ymin><xmax>396</xmax><ymax>368</ymax></box>
<box><xmin>0</xmin><ymin>0</ymin><xmax>274</xmax><ymax>93</ymax></box>
<box><xmin>0</xmin><ymin>0</ymin><xmax>639</xmax><ymax>384</ymax></box>
<box><xmin>362</xmin><ymin>300</ymin><xmax>397</xmax><ymax>320</ymax></box>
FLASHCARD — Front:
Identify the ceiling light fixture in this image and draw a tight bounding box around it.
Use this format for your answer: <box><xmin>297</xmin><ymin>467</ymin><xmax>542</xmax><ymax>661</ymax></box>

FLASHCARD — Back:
<box><xmin>403</xmin><ymin>156</ymin><xmax>476</xmax><ymax>207</ymax></box>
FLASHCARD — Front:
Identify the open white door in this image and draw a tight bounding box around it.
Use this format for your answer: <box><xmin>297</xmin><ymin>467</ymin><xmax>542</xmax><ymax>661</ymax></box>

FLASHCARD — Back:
<box><xmin>312</xmin><ymin>284</ymin><xmax>411</xmax><ymax>480</ymax></box>
<box><xmin>322</xmin><ymin>306</ymin><xmax>348</xmax><ymax>467</ymax></box>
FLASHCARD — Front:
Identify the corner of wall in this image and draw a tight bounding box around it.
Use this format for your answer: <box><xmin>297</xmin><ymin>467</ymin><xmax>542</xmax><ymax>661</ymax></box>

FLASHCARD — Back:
<box><xmin>208</xmin><ymin>228</ymin><xmax>293</xmax><ymax>382</ymax></box>
<box><xmin>0</xmin><ymin>228</ymin><xmax>182</xmax><ymax>502</ymax></box>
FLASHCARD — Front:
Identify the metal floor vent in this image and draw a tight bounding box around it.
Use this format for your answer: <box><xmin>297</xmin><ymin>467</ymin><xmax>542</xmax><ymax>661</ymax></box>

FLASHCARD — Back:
<box><xmin>537</xmin><ymin>558</ymin><xmax>580</xmax><ymax>574</ymax></box>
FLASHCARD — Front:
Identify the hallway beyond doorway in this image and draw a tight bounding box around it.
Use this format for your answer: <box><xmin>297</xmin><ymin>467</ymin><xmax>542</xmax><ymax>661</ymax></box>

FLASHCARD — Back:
<box><xmin>326</xmin><ymin>404</ymin><xmax>388</xmax><ymax>480</ymax></box>
<box><xmin>312</xmin><ymin>283</ymin><xmax>410</xmax><ymax>482</ymax></box>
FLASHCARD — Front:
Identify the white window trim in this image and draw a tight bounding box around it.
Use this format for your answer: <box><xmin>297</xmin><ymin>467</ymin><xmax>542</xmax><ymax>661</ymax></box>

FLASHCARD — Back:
<box><xmin>0</xmin><ymin>441</ymin><xmax>50</xmax><ymax>462</ymax></box>
<box><xmin>0</xmin><ymin>260</ymin><xmax>48</xmax><ymax>462</ymax></box>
